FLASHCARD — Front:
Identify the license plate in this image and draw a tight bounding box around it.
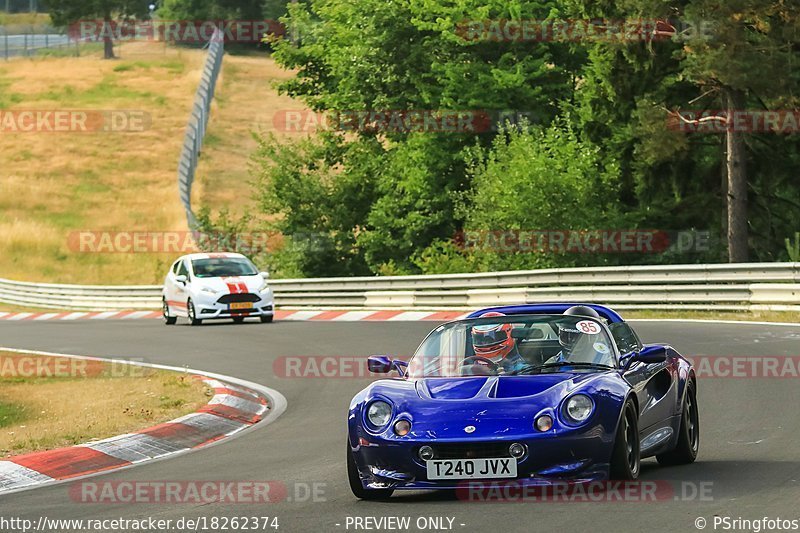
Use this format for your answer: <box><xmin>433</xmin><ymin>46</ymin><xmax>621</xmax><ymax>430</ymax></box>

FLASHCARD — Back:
<box><xmin>426</xmin><ymin>458</ymin><xmax>517</xmax><ymax>480</ymax></box>
<box><xmin>229</xmin><ymin>302</ymin><xmax>252</xmax><ymax>310</ymax></box>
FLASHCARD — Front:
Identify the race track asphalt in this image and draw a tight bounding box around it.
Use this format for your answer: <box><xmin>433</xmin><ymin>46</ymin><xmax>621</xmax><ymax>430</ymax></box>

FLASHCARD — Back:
<box><xmin>1</xmin><ymin>318</ymin><xmax>799</xmax><ymax>533</ymax></box>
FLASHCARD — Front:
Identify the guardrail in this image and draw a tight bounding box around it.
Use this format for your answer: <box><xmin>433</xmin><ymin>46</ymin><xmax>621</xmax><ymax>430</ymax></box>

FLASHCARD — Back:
<box><xmin>1</xmin><ymin>27</ymin><xmax>74</xmax><ymax>59</ymax></box>
<box><xmin>1</xmin><ymin>263</ymin><xmax>799</xmax><ymax>312</ymax></box>
<box><xmin>177</xmin><ymin>27</ymin><xmax>224</xmax><ymax>229</ymax></box>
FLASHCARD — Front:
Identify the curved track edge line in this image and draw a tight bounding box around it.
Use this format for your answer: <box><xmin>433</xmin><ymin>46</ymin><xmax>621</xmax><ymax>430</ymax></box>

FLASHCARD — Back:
<box><xmin>0</xmin><ymin>347</ymin><xmax>287</xmax><ymax>497</ymax></box>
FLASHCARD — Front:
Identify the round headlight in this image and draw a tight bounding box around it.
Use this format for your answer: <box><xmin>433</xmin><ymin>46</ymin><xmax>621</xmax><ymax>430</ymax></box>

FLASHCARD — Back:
<box><xmin>366</xmin><ymin>400</ymin><xmax>392</xmax><ymax>428</ymax></box>
<box><xmin>393</xmin><ymin>419</ymin><xmax>411</xmax><ymax>436</ymax></box>
<box><xmin>564</xmin><ymin>395</ymin><xmax>594</xmax><ymax>424</ymax></box>
<box><xmin>535</xmin><ymin>415</ymin><xmax>553</xmax><ymax>432</ymax></box>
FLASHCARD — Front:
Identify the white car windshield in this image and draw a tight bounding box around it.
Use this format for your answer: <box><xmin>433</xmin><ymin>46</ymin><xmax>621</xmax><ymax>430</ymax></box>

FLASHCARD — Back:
<box><xmin>407</xmin><ymin>314</ymin><xmax>616</xmax><ymax>378</ymax></box>
<box><xmin>191</xmin><ymin>258</ymin><xmax>258</xmax><ymax>278</ymax></box>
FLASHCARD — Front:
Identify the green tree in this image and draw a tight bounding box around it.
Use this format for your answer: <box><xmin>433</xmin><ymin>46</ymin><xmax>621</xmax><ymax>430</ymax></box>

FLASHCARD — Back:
<box><xmin>566</xmin><ymin>0</ymin><xmax>800</xmax><ymax>262</ymax></box>
<box><xmin>258</xmin><ymin>0</ymin><xmax>579</xmax><ymax>274</ymax></box>
<box><xmin>48</xmin><ymin>0</ymin><xmax>147</xmax><ymax>58</ymax></box>
<box><xmin>441</xmin><ymin>120</ymin><xmax>626</xmax><ymax>272</ymax></box>
<box><xmin>678</xmin><ymin>0</ymin><xmax>800</xmax><ymax>262</ymax></box>
<box><xmin>252</xmin><ymin>132</ymin><xmax>382</xmax><ymax>277</ymax></box>
<box><xmin>158</xmin><ymin>0</ymin><xmax>271</xmax><ymax>22</ymax></box>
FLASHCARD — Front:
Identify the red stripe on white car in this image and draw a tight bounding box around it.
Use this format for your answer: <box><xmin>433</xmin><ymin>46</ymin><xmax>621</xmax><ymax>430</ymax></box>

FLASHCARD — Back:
<box><xmin>222</xmin><ymin>277</ymin><xmax>247</xmax><ymax>294</ymax></box>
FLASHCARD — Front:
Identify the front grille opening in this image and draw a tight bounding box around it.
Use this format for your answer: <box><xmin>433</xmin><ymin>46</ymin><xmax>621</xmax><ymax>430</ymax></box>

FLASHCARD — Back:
<box><xmin>217</xmin><ymin>293</ymin><xmax>260</xmax><ymax>304</ymax></box>
<box><xmin>418</xmin><ymin>442</ymin><xmax>512</xmax><ymax>460</ymax></box>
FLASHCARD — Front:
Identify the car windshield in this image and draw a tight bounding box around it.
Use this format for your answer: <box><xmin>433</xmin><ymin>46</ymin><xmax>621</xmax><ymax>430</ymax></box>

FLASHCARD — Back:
<box><xmin>191</xmin><ymin>258</ymin><xmax>258</xmax><ymax>278</ymax></box>
<box><xmin>407</xmin><ymin>314</ymin><xmax>617</xmax><ymax>378</ymax></box>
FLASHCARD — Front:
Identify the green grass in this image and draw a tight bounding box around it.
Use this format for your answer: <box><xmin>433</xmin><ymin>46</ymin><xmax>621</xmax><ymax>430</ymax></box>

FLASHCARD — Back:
<box><xmin>31</xmin><ymin>76</ymin><xmax>160</xmax><ymax>106</ymax></box>
<box><xmin>112</xmin><ymin>59</ymin><xmax>186</xmax><ymax>74</ymax></box>
<box><xmin>0</xmin><ymin>73</ymin><xmax>24</xmax><ymax>107</ymax></box>
<box><xmin>0</xmin><ymin>401</ymin><xmax>29</xmax><ymax>428</ymax></box>
<box><xmin>35</xmin><ymin>43</ymin><xmax>104</xmax><ymax>58</ymax></box>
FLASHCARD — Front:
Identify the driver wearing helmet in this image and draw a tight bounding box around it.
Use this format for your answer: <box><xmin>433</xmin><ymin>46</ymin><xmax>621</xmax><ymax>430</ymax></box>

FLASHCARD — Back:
<box><xmin>469</xmin><ymin>312</ymin><xmax>525</xmax><ymax>373</ymax></box>
<box><xmin>547</xmin><ymin>305</ymin><xmax>608</xmax><ymax>365</ymax></box>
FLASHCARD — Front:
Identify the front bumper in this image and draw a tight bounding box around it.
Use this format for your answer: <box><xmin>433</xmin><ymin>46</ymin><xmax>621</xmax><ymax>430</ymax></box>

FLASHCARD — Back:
<box><xmin>350</xmin><ymin>429</ymin><xmax>614</xmax><ymax>491</ymax></box>
<box><xmin>193</xmin><ymin>291</ymin><xmax>274</xmax><ymax>319</ymax></box>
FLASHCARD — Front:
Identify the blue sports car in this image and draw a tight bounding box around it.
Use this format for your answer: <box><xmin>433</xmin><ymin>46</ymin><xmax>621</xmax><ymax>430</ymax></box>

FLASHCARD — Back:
<box><xmin>346</xmin><ymin>304</ymin><xmax>699</xmax><ymax>499</ymax></box>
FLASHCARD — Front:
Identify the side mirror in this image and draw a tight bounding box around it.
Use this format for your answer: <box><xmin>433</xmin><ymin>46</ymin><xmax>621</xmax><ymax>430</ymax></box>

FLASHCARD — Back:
<box><xmin>175</xmin><ymin>275</ymin><xmax>187</xmax><ymax>284</ymax></box>
<box><xmin>367</xmin><ymin>355</ymin><xmax>407</xmax><ymax>375</ymax></box>
<box><xmin>260</xmin><ymin>271</ymin><xmax>270</xmax><ymax>279</ymax></box>
<box><xmin>623</xmin><ymin>346</ymin><xmax>667</xmax><ymax>371</ymax></box>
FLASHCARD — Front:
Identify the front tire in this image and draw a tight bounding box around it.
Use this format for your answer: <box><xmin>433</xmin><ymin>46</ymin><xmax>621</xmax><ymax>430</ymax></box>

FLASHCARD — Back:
<box><xmin>232</xmin><ymin>316</ymin><xmax>246</xmax><ymax>324</ymax></box>
<box><xmin>187</xmin><ymin>299</ymin><xmax>202</xmax><ymax>326</ymax></box>
<box><xmin>347</xmin><ymin>442</ymin><xmax>393</xmax><ymax>500</ymax></box>
<box><xmin>657</xmin><ymin>380</ymin><xmax>699</xmax><ymax>466</ymax></box>
<box><xmin>610</xmin><ymin>399</ymin><xmax>641</xmax><ymax>480</ymax></box>
<box><xmin>163</xmin><ymin>298</ymin><xmax>177</xmax><ymax>325</ymax></box>
<box><xmin>260</xmin><ymin>315</ymin><xmax>273</xmax><ymax>323</ymax></box>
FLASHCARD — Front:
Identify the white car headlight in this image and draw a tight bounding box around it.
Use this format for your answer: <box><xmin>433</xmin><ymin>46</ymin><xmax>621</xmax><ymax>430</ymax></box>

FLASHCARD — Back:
<box><xmin>200</xmin><ymin>286</ymin><xmax>219</xmax><ymax>295</ymax></box>
<box><xmin>258</xmin><ymin>281</ymin><xmax>270</xmax><ymax>293</ymax></box>
<box><xmin>564</xmin><ymin>394</ymin><xmax>593</xmax><ymax>424</ymax></box>
<box><xmin>366</xmin><ymin>401</ymin><xmax>392</xmax><ymax>429</ymax></box>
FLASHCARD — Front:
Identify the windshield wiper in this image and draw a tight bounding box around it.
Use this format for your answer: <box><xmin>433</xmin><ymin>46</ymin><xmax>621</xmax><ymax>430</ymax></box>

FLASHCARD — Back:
<box><xmin>507</xmin><ymin>362</ymin><xmax>614</xmax><ymax>375</ymax></box>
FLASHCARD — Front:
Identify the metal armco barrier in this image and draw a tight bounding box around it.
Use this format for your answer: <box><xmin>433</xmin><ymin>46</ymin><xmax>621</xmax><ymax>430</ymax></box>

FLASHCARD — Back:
<box><xmin>0</xmin><ymin>28</ymin><xmax>73</xmax><ymax>59</ymax></box>
<box><xmin>177</xmin><ymin>27</ymin><xmax>224</xmax><ymax>229</ymax></box>
<box><xmin>0</xmin><ymin>263</ymin><xmax>798</xmax><ymax>312</ymax></box>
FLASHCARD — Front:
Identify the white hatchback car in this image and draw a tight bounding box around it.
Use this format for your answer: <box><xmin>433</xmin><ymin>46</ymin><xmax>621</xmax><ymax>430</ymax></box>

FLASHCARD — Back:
<box><xmin>162</xmin><ymin>252</ymin><xmax>274</xmax><ymax>325</ymax></box>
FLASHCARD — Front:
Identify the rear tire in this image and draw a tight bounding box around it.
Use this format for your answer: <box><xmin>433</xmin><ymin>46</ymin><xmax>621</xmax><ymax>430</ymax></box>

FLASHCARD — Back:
<box><xmin>260</xmin><ymin>315</ymin><xmax>274</xmax><ymax>323</ymax></box>
<box><xmin>610</xmin><ymin>399</ymin><xmax>640</xmax><ymax>480</ymax></box>
<box><xmin>657</xmin><ymin>380</ymin><xmax>699</xmax><ymax>466</ymax></box>
<box><xmin>232</xmin><ymin>317</ymin><xmax>246</xmax><ymax>324</ymax></box>
<box><xmin>347</xmin><ymin>442</ymin><xmax>393</xmax><ymax>500</ymax></box>
<box><xmin>163</xmin><ymin>298</ymin><xmax>177</xmax><ymax>325</ymax></box>
<box><xmin>187</xmin><ymin>299</ymin><xmax>202</xmax><ymax>326</ymax></box>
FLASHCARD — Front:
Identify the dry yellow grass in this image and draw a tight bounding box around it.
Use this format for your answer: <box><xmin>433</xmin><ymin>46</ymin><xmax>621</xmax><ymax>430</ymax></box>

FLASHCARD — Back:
<box><xmin>193</xmin><ymin>52</ymin><xmax>307</xmax><ymax>214</ymax></box>
<box><xmin>0</xmin><ymin>351</ymin><xmax>211</xmax><ymax>457</ymax></box>
<box><xmin>0</xmin><ymin>12</ymin><xmax>52</xmax><ymax>28</ymax></box>
<box><xmin>0</xmin><ymin>42</ymin><xmax>305</xmax><ymax>285</ymax></box>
